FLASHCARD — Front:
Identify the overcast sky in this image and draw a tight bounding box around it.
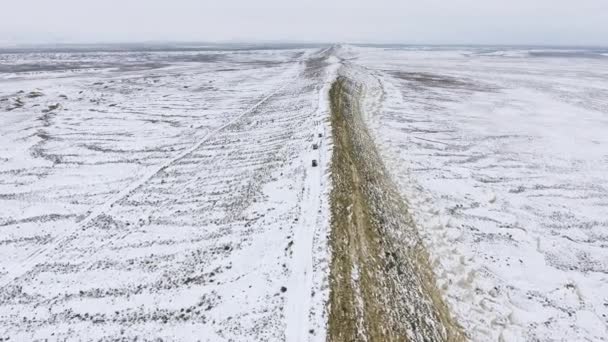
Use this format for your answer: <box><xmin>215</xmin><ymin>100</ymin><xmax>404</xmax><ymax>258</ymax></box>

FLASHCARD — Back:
<box><xmin>2</xmin><ymin>0</ymin><xmax>607</xmax><ymax>46</ymax></box>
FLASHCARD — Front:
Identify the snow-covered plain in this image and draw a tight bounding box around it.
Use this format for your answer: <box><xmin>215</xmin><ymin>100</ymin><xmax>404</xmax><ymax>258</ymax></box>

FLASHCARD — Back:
<box><xmin>0</xmin><ymin>46</ymin><xmax>337</xmax><ymax>341</ymax></box>
<box><xmin>2</xmin><ymin>44</ymin><xmax>608</xmax><ymax>341</ymax></box>
<box><xmin>345</xmin><ymin>46</ymin><xmax>608</xmax><ymax>341</ymax></box>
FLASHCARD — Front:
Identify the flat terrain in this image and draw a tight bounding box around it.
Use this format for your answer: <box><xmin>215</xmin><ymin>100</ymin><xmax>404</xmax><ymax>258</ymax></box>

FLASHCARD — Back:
<box><xmin>346</xmin><ymin>46</ymin><xmax>608</xmax><ymax>341</ymax></box>
<box><xmin>0</xmin><ymin>46</ymin><xmax>336</xmax><ymax>341</ymax></box>
<box><xmin>1</xmin><ymin>45</ymin><xmax>607</xmax><ymax>341</ymax></box>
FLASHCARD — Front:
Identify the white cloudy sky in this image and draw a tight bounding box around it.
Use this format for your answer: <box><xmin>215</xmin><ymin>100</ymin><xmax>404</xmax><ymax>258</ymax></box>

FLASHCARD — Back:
<box><xmin>2</xmin><ymin>0</ymin><xmax>607</xmax><ymax>45</ymax></box>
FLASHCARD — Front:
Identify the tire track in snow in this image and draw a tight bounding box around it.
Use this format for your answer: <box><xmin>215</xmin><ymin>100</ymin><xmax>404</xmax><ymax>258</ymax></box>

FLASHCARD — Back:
<box><xmin>284</xmin><ymin>50</ymin><xmax>338</xmax><ymax>342</ymax></box>
<box><xmin>284</xmin><ymin>101</ymin><xmax>324</xmax><ymax>342</ymax></box>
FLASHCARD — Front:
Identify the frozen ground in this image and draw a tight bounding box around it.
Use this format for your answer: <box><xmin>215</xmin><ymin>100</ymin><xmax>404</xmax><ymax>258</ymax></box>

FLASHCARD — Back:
<box><xmin>2</xmin><ymin>44</ymin><xmax>608</xmax><ymax>341</ymax></box>
<box><xmin>0</xmin><ymin>46</ymin><xmax>337</xmax><ymax>341</ymax></box>
<box><xmin>343</xmin><ymin>45</ymin><xmax>608</xmax><ymax>341</ymax></box>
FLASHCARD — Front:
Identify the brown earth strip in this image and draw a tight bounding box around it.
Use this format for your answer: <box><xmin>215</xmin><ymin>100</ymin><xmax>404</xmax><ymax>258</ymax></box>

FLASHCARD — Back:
<box><xmin>327</xmin><ymin>76</ymin><xmax>465</xmax><ymax>342</ymax></box>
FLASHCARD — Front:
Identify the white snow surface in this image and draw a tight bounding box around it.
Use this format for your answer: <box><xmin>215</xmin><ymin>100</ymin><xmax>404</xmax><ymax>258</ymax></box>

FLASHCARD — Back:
<box><xmin>2</xmin><ymin>44</ymin><xmax>608</xmax><ymax>341</ymax></box>
<box><xmin>0</xmin><ymin>47</ymin><xmax>338</xmax><ymax>341</ymax></box>
<box><xmin>343</xmin><ymin>45</ymin><xmax>608</xmax><ymax>341</ymax></box>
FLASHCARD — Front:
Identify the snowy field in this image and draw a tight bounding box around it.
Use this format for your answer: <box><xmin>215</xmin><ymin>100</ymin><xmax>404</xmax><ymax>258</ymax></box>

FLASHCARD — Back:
<box><xmin>0</xmin><ymin>46</ymin><xmax>337</xmax><ymax>340</ymax></box>
<box><xmin>346</xmin><ymin>46</ymin><xmax>608</xmax><ymax>341</ymax></box>
<box><xmin>1</xmin><ymin>44</ymin><xmax>608</xmax><ymax>341</ymax></box>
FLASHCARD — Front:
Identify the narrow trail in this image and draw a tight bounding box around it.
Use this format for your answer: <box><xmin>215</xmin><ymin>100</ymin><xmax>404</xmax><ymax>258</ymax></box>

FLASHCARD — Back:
<box><xmin>0</xmin><ymin>62</ymin><xmax>302</xmax><ymax>289</ymax></box>
<box><xmin>285</xmin><ymin>49</ymin><xmax>337</xmax><ymax>342</ymax></box>
<box><xmin>284</xmin><ymin>132</ymin><xmax>322</xmax><ymax>342</ymax></box>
